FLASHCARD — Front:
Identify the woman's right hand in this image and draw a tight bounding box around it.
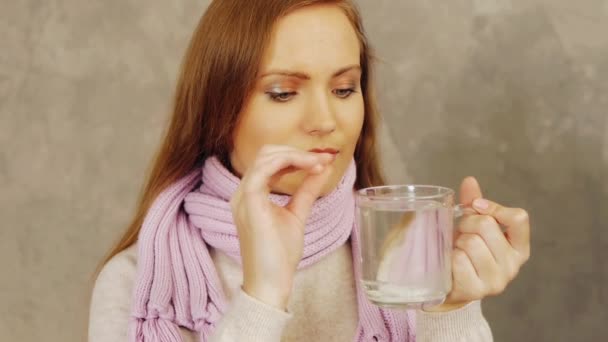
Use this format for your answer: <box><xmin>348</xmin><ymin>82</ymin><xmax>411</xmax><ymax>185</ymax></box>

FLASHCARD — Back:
<box><xmin>230</xmin><ymin>145</ymin><xmax>335</xmax><ymax>310</ymax></box>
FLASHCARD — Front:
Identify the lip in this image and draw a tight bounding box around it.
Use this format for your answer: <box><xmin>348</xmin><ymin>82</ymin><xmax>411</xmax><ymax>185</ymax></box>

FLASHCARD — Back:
<box><xmin>309</xmin><ymin>148</ymin><xmax>340</xmax><ymax>154</ymax></box>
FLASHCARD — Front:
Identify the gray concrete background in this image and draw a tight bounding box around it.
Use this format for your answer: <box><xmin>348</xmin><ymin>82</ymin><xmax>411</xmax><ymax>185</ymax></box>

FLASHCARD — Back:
<box><xmin>1</xmin><ymin>0</ymin><xmax>606</xmax><ymax>341</ymax></box>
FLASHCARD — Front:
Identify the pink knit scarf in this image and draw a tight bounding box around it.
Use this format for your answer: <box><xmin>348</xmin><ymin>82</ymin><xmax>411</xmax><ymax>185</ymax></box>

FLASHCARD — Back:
<box><xmin>129</xmin><ymin>156</ymin><xmax>415</xmax><ymax>341</ymax></box>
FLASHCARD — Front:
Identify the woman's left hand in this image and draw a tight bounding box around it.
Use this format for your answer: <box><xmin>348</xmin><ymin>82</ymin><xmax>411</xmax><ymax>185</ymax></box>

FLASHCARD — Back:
<box><xmin>427</xmin><ymin>177</ymin><xmax>531</xmax><ymax>312</ymax></box>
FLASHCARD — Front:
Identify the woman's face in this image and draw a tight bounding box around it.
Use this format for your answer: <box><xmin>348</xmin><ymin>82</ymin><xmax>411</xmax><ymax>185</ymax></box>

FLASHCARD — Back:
<box><xmin>230</xmin><ymin>4</ymin><xmax>364</xmax><ymax>196</ymax></box>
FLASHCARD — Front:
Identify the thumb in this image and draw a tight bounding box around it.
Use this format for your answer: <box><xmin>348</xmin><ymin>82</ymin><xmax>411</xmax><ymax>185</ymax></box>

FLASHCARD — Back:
<box><xmin>286</xmin><ymin>166</ymin><xmax>333</xmax><ymax>224</ymax></box>
<box><xmin>459</xmin><ymin>176</ymin><xmax>483</xmax><ymax>206</ymax></box>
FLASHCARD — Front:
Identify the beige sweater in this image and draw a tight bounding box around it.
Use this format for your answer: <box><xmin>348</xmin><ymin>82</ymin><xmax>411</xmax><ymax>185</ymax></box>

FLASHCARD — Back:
<box><xmin>89</xmin><ymin>242</ymin><xmax>493</xmax><ymax>341</ymax></box>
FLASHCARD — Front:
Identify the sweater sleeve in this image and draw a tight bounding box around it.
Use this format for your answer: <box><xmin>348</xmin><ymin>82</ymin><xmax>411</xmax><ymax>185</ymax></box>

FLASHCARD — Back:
<box><xmin>89</xmin><ymin>248</ymin><xmax>291</xmax><ymax>342</ymax></box>
<box><xmin>414</xmin><ymin>301</ymin><xmax>493</xmax><ymax>342</ymax></box>
<box><xmin>207</xmin><ymin>289</ymin><xmax>292</xmax><ymax>342</ymax></box>
<box><xmin>88</xmin><ymin>248</ymin><xmax>197</xmax><ymax>342</ymax></box>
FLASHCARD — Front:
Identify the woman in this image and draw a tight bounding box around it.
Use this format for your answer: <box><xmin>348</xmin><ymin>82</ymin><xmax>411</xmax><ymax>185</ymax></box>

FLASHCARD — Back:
<box><xmin>89</xmin><ymin>0</ymin><xmax>531</xmax><ymax>341</ymax></box>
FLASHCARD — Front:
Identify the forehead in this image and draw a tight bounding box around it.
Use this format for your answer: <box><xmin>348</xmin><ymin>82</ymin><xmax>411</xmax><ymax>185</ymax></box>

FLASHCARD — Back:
<box><xmin>260</xmin><ymin>5</ymin><xmax>361</xmax><ymax>73</ymax></box>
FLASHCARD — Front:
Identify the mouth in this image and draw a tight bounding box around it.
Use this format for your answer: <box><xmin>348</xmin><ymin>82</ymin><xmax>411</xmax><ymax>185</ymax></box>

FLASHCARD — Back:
<box><xmin>308</xmin><ymin>148</ymin><xmax>340</xmax><ymax>155</ymax></box>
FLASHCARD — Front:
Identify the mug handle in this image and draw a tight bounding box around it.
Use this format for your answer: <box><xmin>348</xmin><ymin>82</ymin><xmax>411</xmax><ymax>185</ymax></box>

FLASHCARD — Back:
<box><xmin>453</xmin><ymin>204</ymin><xmax>475</xmax><ymax>218</ymax></box>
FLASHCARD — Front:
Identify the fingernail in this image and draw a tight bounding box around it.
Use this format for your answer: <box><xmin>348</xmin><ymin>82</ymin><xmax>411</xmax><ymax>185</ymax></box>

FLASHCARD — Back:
<box><xmin>473</xmin><ymin>198</ymin><xmax>489</xmax><ymax>210</ymax></box>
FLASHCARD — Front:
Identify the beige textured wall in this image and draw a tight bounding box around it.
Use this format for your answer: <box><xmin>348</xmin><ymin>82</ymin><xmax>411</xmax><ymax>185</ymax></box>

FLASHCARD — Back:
<box><xmin>1</xmin><ymin>1</ymin><xmax>606</xmax><ymax>341</ymax></box>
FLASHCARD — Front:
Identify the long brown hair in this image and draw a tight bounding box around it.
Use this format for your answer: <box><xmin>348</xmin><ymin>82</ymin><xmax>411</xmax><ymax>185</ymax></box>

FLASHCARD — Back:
<box><xmin>100</xmin><ymin>0</ymin><xmax>385</xmax><ymax>268</ymax></box>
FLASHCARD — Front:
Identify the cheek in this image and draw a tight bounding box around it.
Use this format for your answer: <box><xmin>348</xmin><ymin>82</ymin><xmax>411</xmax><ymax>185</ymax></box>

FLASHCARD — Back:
<box><xmin>231</xmin><ymin>97</ymin><xmax>300</xmax><ymax>172</ymax></box>
<box><xmin>339</xmin><ymin>97</ymin><xmax>365</xmax><ymax>145</ymax></box>
<box><xmin>242</xmin><ymin>107</ymin><xmax>301</xmax><ymax>145</ymax></box>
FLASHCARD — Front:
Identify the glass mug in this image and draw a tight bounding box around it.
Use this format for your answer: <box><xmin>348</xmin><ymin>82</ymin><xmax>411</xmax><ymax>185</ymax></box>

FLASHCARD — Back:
<box><xmin>355</xmin><ymin>185</ymin><xmax>466</xmax><ymax>310</ymax></box>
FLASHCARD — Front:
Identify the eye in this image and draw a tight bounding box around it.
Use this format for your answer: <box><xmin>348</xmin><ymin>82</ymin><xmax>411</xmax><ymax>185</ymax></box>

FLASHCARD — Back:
<box><xmin>267</xmin><ymin>91</ymin><xmax>296</xmax><ymax>102</ymax></box>
<box><xmin>334</xmin><ymin>88</ymin><xmax>357</xmax><ymax>98</ymax></box>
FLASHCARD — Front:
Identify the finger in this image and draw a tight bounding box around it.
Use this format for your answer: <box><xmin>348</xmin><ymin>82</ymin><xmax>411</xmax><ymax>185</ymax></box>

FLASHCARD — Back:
<box><xmin>244</xmin><ymin>152</ymin><xmax>333</xmax><ymax>196</ymax></box>
<box><xmin>257</xmin><ymin>150</ymin><xmax>335</xmax><ymax>171</ymax></box>
<box><xmin>458</xmin><ymin>214</ymin><xmax>514</xmax><ymax>265</ymax></box>
<box><xmin>286</xmin><ymin>165</ymin><xmax>334</xmax><ymax>224</ymax></box>
<box><xmin>454</xmin><ymin>233</ymin><xmax>498</xmax><ymax>281</ymax></box>
<box><xmin>453</xmin><ymin>178</ymin><xmax>480</xmax><ymax>241</ymax></box>
<box><xmin>255</xmin><ymin>145</ymin><xmax>321</xmax><ymax>177</ymax></box>
<box><xmin>256</xmin><ymin>144</ymin><xmax>300</xmax><ymax>157</ymax></box>
<box><xmin>459</xmin><ymin>176</ymin><xmax>483</xmax><ymax>206</ymax></box>
<box><xmin>269</xmin><ymin>160</ymin><xmax>329</xmax><ymax>186</ymax></box>
<box><xmin>471</xmin><ymin>199</ymin><xmax>530</xmax><ymax>260</ymax></box>
<box><xmin>257</xmin><ymin>147</ymin><xmax>334</xmax><ymax>184</ymax></box>
<box><xmin>449</xmin><ymin>248</ymin><xmax>484</xmax><ymax>303</ymax></box>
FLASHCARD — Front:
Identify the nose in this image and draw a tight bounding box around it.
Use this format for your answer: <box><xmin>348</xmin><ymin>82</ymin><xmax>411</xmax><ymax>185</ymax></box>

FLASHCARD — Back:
<box><xmin>303</xmin><ymin>92</ymin><xmax>337</xmax><ymax>136</ymax></box>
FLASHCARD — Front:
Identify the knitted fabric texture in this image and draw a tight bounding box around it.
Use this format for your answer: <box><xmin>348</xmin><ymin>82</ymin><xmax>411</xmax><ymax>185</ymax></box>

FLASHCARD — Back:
<box><xmin>129</xmin><ymin>156</ymin><xmax>415</xmax><ymax>341</ymax></box>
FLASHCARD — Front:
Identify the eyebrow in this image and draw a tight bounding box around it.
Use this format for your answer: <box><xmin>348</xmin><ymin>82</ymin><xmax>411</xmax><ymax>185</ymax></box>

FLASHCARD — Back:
<box><xmin>259</xmin><ymin>65</ymin><xmax>361</xmax><ymax>80</ymax></box>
